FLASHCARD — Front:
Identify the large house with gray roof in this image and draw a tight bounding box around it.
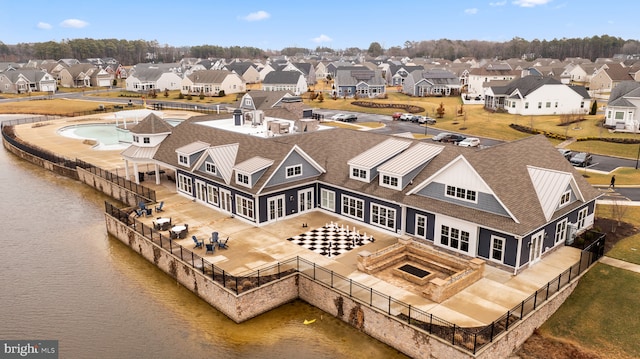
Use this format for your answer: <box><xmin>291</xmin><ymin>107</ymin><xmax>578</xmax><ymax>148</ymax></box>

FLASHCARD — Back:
<box><xmin>484</xmin><ymin>75</ymin><xmax>591</xmax><ymax>115</ymax></box>
<box><xmin>262</xmin><ymin>71</ymin><xmax>307</xmax><ymax>95</ymax></box>
<box><xmin>334</xmin><ymin>68</ymin><xmax>386</xmax><ymax>98</ymax></box>
<box><xmin>181</xmin><ymin>70</ymin><xmax>245</xmax><ymax>96</ymax></box>
<box><xmin>121</xmin><ymin>111</ymin><xmax>601</xmax><ymax>274</ymax></box>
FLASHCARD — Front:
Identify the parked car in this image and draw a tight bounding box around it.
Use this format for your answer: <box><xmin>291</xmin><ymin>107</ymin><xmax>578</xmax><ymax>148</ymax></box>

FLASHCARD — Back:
<box><xmin>557</xmin><ymin>148</ymin><xmax>572</xmax><ymax>160</ymax></box>
<box><xmin>431</xmin><ymin>132</ymin><xmax>452</xmax><ymax>141</ymax></box>
<box><xmin>340</xmin><ymin>114</ymin><xmax>358</xmax><ymax>122</ymax></box>
<box><xmin>417</xmin><ymin>116</ymin><xmax>436</xmax><ymax>125</ymax></box>
<box><xmin>399</xmin><ymin>113</ymin><xmax>414</xmax><ymax>121</ymax></box>
<box><xmin>569</xmin><ymin>152</ymin><xmax>593</xmax><ymax>167</ymax></box>
<box><xmin>440</xmin><ymin>134</ymin><xmax>467</xmax><ymax>143</ymax></box>
<box><xmin>392</xmin><ymin>112</ymin><xmax>402</xmax><ymax>120</ymax></box>
<box><xmin>457</xmin><ymin>137</ymin><xmax>480</xmax><ymax>147</ymax></box>
<box><xmin>330</xmin><ymin>113</ymin><xmax>345</xmax><ymax>121</ymax></box>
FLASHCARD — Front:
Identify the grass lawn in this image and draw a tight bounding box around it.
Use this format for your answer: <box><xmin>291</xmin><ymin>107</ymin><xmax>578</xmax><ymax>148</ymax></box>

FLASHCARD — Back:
<box><xmin>0</xmin><ymin>99</ymin><xmax>108</xmax><ymax>115</ymax></box>
<box><xmin>539</xmin><ymin>263</ymin><xmax>640</xmax><ymax>359</ymax></box>
<box><xmin>595</xmin><ymin>205</ymin><xmax>640</xmax><ymax>264</ymax></box>
<box><xmin>585</xmin><ymin>167</ymin><xmax>640</xmax><ymax>186</ymax></box>
<box><xmin>88</xmin><ymin>89</ymin><xmax>239</xmax><ymax>105</ymax></box>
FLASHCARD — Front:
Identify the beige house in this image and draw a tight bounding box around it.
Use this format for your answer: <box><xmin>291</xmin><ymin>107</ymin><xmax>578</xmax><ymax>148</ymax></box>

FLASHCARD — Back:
<box><xmin>181</xmin><ymin>70</ymin><xmax>245</xmax><ymax>96</ymax></box>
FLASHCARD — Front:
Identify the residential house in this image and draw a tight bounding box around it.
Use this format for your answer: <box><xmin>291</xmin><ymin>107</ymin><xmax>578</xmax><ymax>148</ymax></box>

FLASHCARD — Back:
<box><xmin>262</xmin><ymin>71</ymin><xmax>307</xmax><ymax>95</ymax></box>
<box><xmin>127</xmin><ymin>113</ymin><xmax>600</xmax><ymax>275</ymax></box>
<box><xmin>315</xmin><ymin>61</ymin><xmax>329</xmax><ymax>81</ymax></box>
<box><xmin>0</xmin><ymin>68</ymin><xmax>57</xmax><ymax>94</ymax></box>
<box><xmin>589</xmin><ymin>62</ymin><xmax>634</xmax><ymax>94</ymax></box>
<box><xmin>467</xmin><ymin>63</ymin><xmax>520</xmax><ymax>97</ymax></box>
<box><xmin>484</xmin><ymin>75</ymin><xmax>590</xmax><ymax>115</ymax></box>
<box><xmin>125</xmin><ymin>67</ymin><xmax>183</xmax><ymax>92</ymax></box>
<box><xmin>334</xmin><ymin>68</ymin><xmax>386</xmax><ymax>98</ymax></box>
<box><xmin>604</xmin><ymin>80</ymin><xmax>640</xmax><ymax>130</ymax></box>
<box><xmin>57</xmin><ymin>63</ymin><xmax>112</xmax><ymax>88</ymax></box>
<box><xmin>181</xmin><ymin>70</ymin><xmax>245</xmax><ymax>96</ymax></box>
<box><xmin>565</xmin><ymin>63</ymin><xmax>598</xmax><ymax>87</ymax></box>
<box><xmin>388</xmin><ymin>64</ymin><xmax>425</xmax><ymax>86</ymax></box>
<box><xmin>258</xmin><ymin>63</ymin><xmax>275</xmax><ymax>82</ymax></box>
<box><xmin>402</xmin><ymin>68</ymin><xmax>461</xmax><ymax>97</ymax></box>
<box><xmin>224</xmin><ymin>62</ymin><xmax>260</xmax><ymax>84</ymax></box>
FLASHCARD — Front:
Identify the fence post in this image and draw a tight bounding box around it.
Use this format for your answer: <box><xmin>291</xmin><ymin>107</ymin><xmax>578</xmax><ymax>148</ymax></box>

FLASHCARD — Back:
<box><xmin>222</xmin><ymin>270</ymin><xmax>226</xmax><ymax>287</ymax></box>
<box><xmin>490</xmin><ymin>321</ymin><xmax>495</xmax><ymax>342</ymax></box>
<box><xmin>545</xmin><ymin>282</ymin><xmax>550</xmax><ymax>300</ymax></box>
<box><xmin>557</xmin><ymin>273</ymin><xmax>562</xmax><ymax>292</ymax></box>
<box><xmin>313</xmin><ymin>263</ymin><xmax>316</xmax><ymax>280</ymax></box>
<box><xmin>407</xmin><ymin>305</ymin><xmax>411</xmax><ymax>324</ymax></box>
<box><xmin>520</xmin><ymin>300</ymin><xmax>524</xmax><ymax>319</ymax></box>
<box><xmin>429</xmin><ymin>313</ymin><xmax>433</xmax><ymax>334</ymax></box>
<box><xmin>568</xmin><ymin>265</ymin><xmax>573</xmax><ymax>282</ymax></box>
<box><xmin>257</xmin><ymin>270</ymin><xmax>260</xmax><ymax>287</ymax></box>
<box><xmin>388</xmin><ymin>297</ymin><xmax>391</xmax><ymax>315</ymax></box>
<box><xmin>452</xmin><ymin>324</ymin><xmax>456</xmax><ymax>345</ymax></box>
<box><xmin>505</xmin><ymin>310</ymin><xmax>511</xmax><ymax>331</ymax></box>
<box><xmin>235</xmin><ymin>276</ymin><xmax>238</xmax><ymax>293</ymax></box>
<box><xmin>473</xmin><ymin>333</ymin><xmax>478</xmax><ymax>354</ymax></box>
<box><xmin>370</xmin><ymin>287</ymin><xmax>373</xmax><ymax>306</ymax></box>
<box><xmin>277</xmin><ymin>262</ymin><xmax>281</xmax><ymax>279</ymax></box>
<box><xmin>349</xmin><ymin>279</ymin><xmax>352</xmax><ymax>297</ymax></box>
<box><xmin>533</xmin><ymin>290</ymin><xmax>538</xmax><ymax>310</ymax></box>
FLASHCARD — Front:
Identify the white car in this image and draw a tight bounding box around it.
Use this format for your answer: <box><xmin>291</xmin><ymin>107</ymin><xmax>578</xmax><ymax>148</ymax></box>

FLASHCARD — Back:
<box><xmin>457</xmin><ymin>137</ymin><xmax>480</xmax><ymax>147</ymax></box>
<box><xmin>330</xmin><ymin>113</ymin><xmax>345</xmax><ymax>121</ymax></box>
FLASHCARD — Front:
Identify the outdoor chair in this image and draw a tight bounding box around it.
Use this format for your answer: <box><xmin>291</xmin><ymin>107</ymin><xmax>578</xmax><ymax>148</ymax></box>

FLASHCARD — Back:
<box><xmin>155</xmin><ymin>201</ymin><xmax>164</xmax><ymax>212</ymax></box>
<box><xmin>218</xmin><ymin>237</ymin><xmax>229</xmax><ymax>249</ymax></box>
<box><xmin>210</xmin><ymin>231</ymin><xmax>219</xmax><ymax>244</ymax></box>
<box><xmin>134</xmin><ymin>209</ymin><xmax>143</xmax><ymax>218</ymax></box>
<box><xmin>192</xmin><ymin>236</ymin><xmax>203</xmax><ymax>249</ymax></box>
<box><xmin>205</xmin><ymin>243</ymin><xmax>215</xmax><ymax>254</ymax></box>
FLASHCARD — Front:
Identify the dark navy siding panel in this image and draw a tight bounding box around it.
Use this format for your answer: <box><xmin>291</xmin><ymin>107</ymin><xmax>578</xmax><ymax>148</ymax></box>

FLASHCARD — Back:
<box><xmin>405</xmin><ymin>208</ymin><xmax>435</xmax><ymax>241</ymax></box>
<box><xmin>478</xmin><ymin>228</ymin><xmax>517</xmax><ymax>267</ymax></box>
<box><xmin>417</xmin><ymin>182</ymin><xmax>509</xmax><ymax>217</ymax></box>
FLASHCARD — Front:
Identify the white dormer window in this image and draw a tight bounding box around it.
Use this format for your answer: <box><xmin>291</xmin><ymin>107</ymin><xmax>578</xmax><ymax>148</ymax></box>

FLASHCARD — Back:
<box><xmin>350</xmin><ymin>167</ymin><xmax>368</xmax><ymax>181</ymax></box>
<box><xmin>205</xmin><ymin>161</ymin><xmax>217</xmax><ymax>175</ymax></box>
<box><xmin>380</xmin><ymin>174</ymin><xmax>400</xmax><ymax>190</ymax></box>
<box><xmin>178</xmin><ymin>154</ymin><xmax>189</xmax><ymax>166</ymax></box>
<box><xmin>236</xmin><ymin>172</ymin><xmax>250</xmax><ymax>187</ymax></box>
<box><xmin>559</xmin><ymin>190</ymin><xmax>571</xmax><ymax>207</ymax></box>
<box><xmin>286</xmin><ymin>164</ymin><xmax>302</xmax><ymax>179</ymax></box>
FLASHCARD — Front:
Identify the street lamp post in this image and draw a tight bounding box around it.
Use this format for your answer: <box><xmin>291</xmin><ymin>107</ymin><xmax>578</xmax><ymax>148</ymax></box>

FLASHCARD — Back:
<box><xmin>424</xmin><ymin>111</ymin><xmax>428</xmax><ymax>136</ymax></box>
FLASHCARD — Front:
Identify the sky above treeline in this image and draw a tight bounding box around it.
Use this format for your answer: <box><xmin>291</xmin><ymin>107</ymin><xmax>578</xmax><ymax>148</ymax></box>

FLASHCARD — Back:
<box><xmin>2</xmin><ymin>0</ymin><xmax>638</xmax><ymax>50</ymax></box>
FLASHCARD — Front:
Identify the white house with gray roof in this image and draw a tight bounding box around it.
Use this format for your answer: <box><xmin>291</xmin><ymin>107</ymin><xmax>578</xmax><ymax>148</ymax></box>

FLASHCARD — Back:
<box><xmin>262</xmin><ymin>71</ymin><xmax>307</xmax><ymax>95</ymax></box>
<box><xmin>334</xmin><ymin>68</ymin><xmax>386</xmax><ymax>98</ymax></box>
<box><xmin>485</xmin><ymin>75</ymin><xmax>590</xmax><ymax>115</ymax></box>
<box><xmin>124</xmin><ymin>110</ymin><xmax>601</xmax><ymax>274</ymax></box>
<box><xmin>126</xmin><ymin>67</ymin><xmax>183</xmax><ymax>92</ymax></box>
<box><xmin>402</xmin><ymin>68</ymin><xmax>461</xmax><ymax>97</ymax></box>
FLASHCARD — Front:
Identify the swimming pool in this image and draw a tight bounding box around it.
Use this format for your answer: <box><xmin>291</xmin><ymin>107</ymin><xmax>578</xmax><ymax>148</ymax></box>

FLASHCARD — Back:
<box><xmin>58</xmin><ymin>119</ymin><xmax>183</xmax><ymax>150</ymax></box>
<box><xmin>58</xmin><ymin>124</ymin><xmax>133</xmax><ymax>150</ymax></box>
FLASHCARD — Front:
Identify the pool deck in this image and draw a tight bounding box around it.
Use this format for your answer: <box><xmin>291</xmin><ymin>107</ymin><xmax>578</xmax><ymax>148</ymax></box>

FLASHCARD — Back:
<box><xmin>10</xmin><ymin>112</ymin><xmax>585</xmax><ymax>328</ymax></box>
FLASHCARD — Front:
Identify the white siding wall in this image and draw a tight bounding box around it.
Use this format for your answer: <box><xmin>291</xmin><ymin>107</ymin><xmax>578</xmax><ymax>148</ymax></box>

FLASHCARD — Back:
<box><xmin>512</xmin><ymin>85</ymin><xmax>587</xmax><ymax>116</ymax></box>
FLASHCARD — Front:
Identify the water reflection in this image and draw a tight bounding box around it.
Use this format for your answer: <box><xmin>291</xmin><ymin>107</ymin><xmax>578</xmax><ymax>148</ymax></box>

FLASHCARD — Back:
<box><xmin>0</xmin><ymin>142</ymin><xmax>408</xmax><ymax>359</ymax></box>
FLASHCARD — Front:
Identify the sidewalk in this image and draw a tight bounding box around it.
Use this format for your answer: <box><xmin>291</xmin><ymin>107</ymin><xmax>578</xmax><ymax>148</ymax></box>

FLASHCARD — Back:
<box><xmin>599</xmin><ymin>256</ymin><xmax>640</xmax><ymax>274</ymax></box>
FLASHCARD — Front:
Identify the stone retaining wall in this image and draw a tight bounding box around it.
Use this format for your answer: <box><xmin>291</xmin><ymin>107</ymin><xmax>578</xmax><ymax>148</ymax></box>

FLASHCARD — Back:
<box><xmin>105</xmin><ymin>213</ymin><xmax>299</xmax><ymax>322</ymax></box>
<box><xmin>78</xmin><ymin>167</ymin><xmax>141</xmax><ymax>207</ymax></box>
<box><xmin>3</xmin><ymin>138</ymin><xmax>79</xmax><ymax>179</ymax></box>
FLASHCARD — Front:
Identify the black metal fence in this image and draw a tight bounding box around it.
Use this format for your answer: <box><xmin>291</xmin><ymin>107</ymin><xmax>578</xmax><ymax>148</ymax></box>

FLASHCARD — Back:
<box><xmin>106</xmin><ymin>199</ymin><xmax>606</xmax><ymax>355</ymax></box>
<box><xmin>1</xmin><ymin>124</ymin><xmax>155</xmax><ymax>203</ymax></box>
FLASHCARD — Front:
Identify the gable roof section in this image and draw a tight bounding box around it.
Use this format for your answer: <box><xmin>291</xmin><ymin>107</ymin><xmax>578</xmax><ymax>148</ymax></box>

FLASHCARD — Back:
<box><xmin>527</xmin><ymin>166</ymin><xmax>584</xmax><ymax>221</ymax></box>
<box><xmin>347</xmin><ymin>137</ymin><xmax>411</xmax><ymax>170</ymax></box>
<box><xmin>120</xmin><ymin>144</ymin><xmax>159</xmax><ymax>161</ymax></box>
<box><xmin>608</xmin><ymin>80</ymin><xmax>640</xmax><ymax>106</ymax></box>
<box><xmin>491</xmin><ymin>75</ymin><xmax>561</xmax><ymax>97</ymax></box>
<box><xmin>187</xmin><ymin>69</ymin><xmax>234</xmax><ymax>84</ymax></box>
<box><xmin>407</xmin><ymin>155</ymin><xmax>518</xmax><ymax>223</ymax></box>
<box><xmin>259</xmin><ymin>144</ymin><xmax>326</xmax><ymax>193</ymax></box>
<box><xmin>191</xmin><ymin>143</ymin><xmax>239</xmax><ymax>185</ymax></box>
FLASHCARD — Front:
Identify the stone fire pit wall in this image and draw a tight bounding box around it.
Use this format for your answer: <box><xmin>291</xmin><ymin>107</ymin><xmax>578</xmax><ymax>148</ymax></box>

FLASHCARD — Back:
<box><xmin>358</xmin><ymin>238</ymin><xmax>485</xmax><ymax>303</ymax></box>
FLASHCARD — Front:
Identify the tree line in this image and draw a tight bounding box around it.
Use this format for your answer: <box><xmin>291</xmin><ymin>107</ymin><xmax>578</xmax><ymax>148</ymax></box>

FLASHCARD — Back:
<box><xmin>0</xmin><ymin>35</ymin><xmax>638</xmax><ymax>65</ymax></box>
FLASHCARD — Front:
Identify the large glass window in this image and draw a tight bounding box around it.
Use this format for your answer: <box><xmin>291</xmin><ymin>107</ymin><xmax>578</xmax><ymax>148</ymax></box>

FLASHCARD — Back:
<box><xmin>177</xmin><ymin>174</ymin><xmax>192</xmax><ymax>194</ymax></box>
<box><xmin>207</xmin><ymin>185</ymin><xmax>219</xmax><ymax>206</ymax></box>
<box><xmin>236</xmin><ymin>196</ymin><xmax>254</xmax><ymax>220</ymax></box>
<box><xmin>205</xmin><ymin>161</ymin><xmax>217</xmax><ymax>175</ymax></box>
<box><xmin>440</xmin><ymin>225</ymin><xmax>470</xmax><ymax>253</ymax></box>
<box><xmin>320</xmin><ymin>189</ymin><xmax>335</xmax><ymax>211</ymax></box>
<box><xmin>555</xmin><ymin>218</ymin><xmax>567</xmax><ymax>244</ymax></box>
<box><xmin>371</xmin><ymin>203</ymin><xmax>395</xmax><ymax>230</ymax></box>
<box><xmin>490</xmin><ymin>236</ymin><xmax>505</xmax><ymax>262</ymax></box>
<box><xmin>342</xmin><ymin>195</ymin><xmax>364</xmax><ymax>220</ymax></box>
<box><xmin>577</xmin><ymin>207</ymin><xmax>588</xmax><ymax>229</ymax></box>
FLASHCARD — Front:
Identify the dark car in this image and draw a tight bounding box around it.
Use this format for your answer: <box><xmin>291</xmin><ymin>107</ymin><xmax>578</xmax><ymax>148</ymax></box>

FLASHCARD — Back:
<box><xmin>569</xmin><ymin>152</ymin><xmax>593</xmax><ymax>167</ymax></box>
<box><xmin>439</xmin><ymin>134</ymin><xmax>467</xmax><ymax>143</ymax></box>
<box><xmin>340</xmin><ymin>114</ymin><xmax>357</xmax><ymax>122</ymax></box>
